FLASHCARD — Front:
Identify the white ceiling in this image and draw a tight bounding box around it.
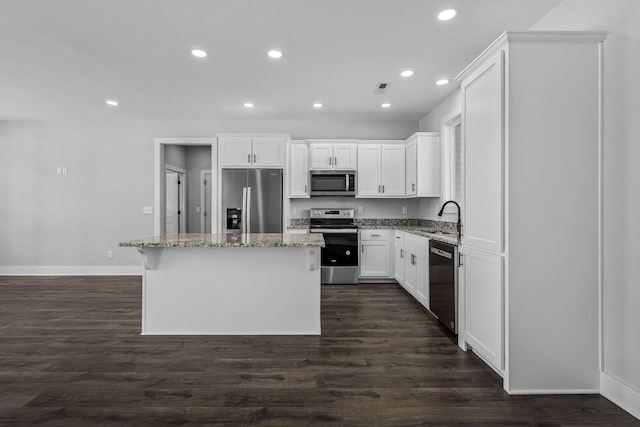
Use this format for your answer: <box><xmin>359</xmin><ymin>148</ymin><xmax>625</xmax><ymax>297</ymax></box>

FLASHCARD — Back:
<box><xmin>0</xmin><ymin>0</ymin><xmax>562</xmax><ymax>122</ymax></box>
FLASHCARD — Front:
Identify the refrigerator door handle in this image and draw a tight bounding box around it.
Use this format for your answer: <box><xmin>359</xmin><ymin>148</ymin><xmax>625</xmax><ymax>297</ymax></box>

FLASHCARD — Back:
<box><xmin>241</xmin><ymin>187</ymin><xmax>247</xmax><ymax>233</ymax></box>
<box><xmin>246</xmin><ymin>186</ymin><xmax>252</xmax><ymax>234</ymax></box>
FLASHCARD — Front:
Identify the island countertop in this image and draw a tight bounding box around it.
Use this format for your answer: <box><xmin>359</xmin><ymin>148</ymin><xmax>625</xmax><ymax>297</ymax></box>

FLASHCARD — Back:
<box><xmin>118</xmin><ymin>233</ymin><xmax>325</xmax><ymax>248</ymax></box>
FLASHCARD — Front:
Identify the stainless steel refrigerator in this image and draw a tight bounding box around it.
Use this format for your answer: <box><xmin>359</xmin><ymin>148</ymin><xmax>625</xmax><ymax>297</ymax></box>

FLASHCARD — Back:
<box><xmin>221</xmin><ymin>169</ymin><xmax>283</xmax><ymax>234</ymax></box>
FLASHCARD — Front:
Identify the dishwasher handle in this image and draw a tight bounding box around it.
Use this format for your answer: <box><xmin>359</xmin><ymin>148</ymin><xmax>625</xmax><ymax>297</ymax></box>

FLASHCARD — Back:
<box><xmin>430</xmin><ymin>247</ymin><xmax>452</xmax><ymax>259</ymax></box>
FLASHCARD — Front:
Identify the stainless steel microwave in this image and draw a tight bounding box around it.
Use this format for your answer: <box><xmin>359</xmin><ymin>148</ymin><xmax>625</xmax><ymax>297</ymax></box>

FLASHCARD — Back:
<box><xmin>310</xmin><ymin>170</ymin><xmax>356</xmax><ymax>197</ymax></box>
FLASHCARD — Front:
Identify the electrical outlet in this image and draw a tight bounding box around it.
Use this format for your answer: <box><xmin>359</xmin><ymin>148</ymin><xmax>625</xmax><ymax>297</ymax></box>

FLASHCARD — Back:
<box><xmin>62</xmin><ymin>166</ymin><xmax>68</xmax><ymax>175</ymax></box>
<box><xmin>196</xmin><ymin>206</ymin><xmax>201</xmax><ymax>213</ymax></box>
<box><xmin>107</xmin><ymin>250</ymin><xmax>114</xmax><ymax>259</ymax></box>
<box><xmin>358</xmin><ymin>207</ymin><xmax>363</xmax><ymax>214</ymax></box>
<box><xmin>56</xmin><ymin>166</ymin><xmax>62</xmax><ymax>175</ymax></box>
<box><xmin>402</xmin><ymin>206</ymin><xmax>407</xmax><ymax>214</ymax></box>
<box><xmin>143</xmin><ymin>207</ymin><xmax>153</xmax><ymax>214</ymax></box>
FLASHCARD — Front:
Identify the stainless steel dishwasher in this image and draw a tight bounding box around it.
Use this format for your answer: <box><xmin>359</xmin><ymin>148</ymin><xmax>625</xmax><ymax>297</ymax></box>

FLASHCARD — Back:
<box><xmin>429</xmin><ymin>240</ymin><xmax>458</xmax><ymax>334</ymax></box>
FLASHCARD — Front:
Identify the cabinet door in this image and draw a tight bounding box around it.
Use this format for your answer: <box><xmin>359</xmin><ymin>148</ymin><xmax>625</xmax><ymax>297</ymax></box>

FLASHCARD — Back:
<box><xmin>252</xmin><ymin>137</ymin><xmax>285</xmax><ymax>167</ymax></box>
<box><xmin>356</xmin><ymin>145</ymin><xmax>381</xmax><ymax>196</ymax></box>
<box><xmin>414</xmin><ymin>251</ymin><xmax>429</xmax><ymax>308</ymax></box>
<box><xmin>459</xmin><ymin>246</ymin><xmax>503</xmax><ymax>372</ymax></box>
<box><xmin>219</xmin><ymin>137</ymin><xmax>252</xmax><ymax>167</ymax></box>
<box><xmin>288</xmin><ymin>144</ymin><xmax>309</xmax><ymax>197</ymax></box>
<box><xmin>405</xmin><ymin>139</ymin><xmax>417</xmax><ymax>196</ymax></box>
<box><xmin>334</xmin><ymin>144</ymin><xmax>357</xmax><ymax>169</ymax></box>
<box><xmin>394</xmin><ymin>245</ymin><xmax>405</xmax><ymax>283</ymax></box>
<box><xmin>381</xmin><ymin>145</ymin><xmax>405</xmax><ymax>196</ymax></box>
<box><xmin>310</xmin><ymin>144</ymin><xmax>333</xmax><ymax>169</ymax></box>
<box><xmin>403</xmin><ymin>252</ymin><xmax>418</xmax><ymax>296</ymax></box>
<box><xmin>360</xmin><ymin>241</ymin><xmax>392</xmax><ymax>277</ymax></box>
<box><xmin>461</xmin><ymin>50</ymin><xmax>504</xmax><ymax>252</ymax></box>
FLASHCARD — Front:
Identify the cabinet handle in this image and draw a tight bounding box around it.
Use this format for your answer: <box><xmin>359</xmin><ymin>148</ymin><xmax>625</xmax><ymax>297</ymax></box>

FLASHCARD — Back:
<box><xmin>459</xmin><ymin>253</ymin><xmax>464</xmax><ymax>267</ymax></box>
<box><xmin>304</xmin><ymin>184</ymin><xmax>307</xmax><ymax>193</ymax></box>
<box><xmin>334</xmin><ymin>156</ymin><xmax>337</xmax><ymax>166</ymax></box>
<box><xmin>382</xmin><ymin>185</ymin><xmax>385</xmax><ymax>193</ymax></box>
<box><xmin>371</xmin><ymin>234</ymin><xmax>380</xmax><ymax>237</ymax></box>
<box><xmin>254</xmin><ymin>154</ymin><xmax>257</xmax><ymax>163</ymax></box>
<box><xmin>361</xmin><ymin>245</ymin><xmax>364</xmax><ymax>253</ymax></box>
<box><xmin>378</xmin><ymin>185</ymin><xmax>381</xmax><ymax>193</ymax></box>
<box><xmin>329</xmin><ymin>157</ymin><xmax>332</xmax><ymax>166</ymax></box>
<box><xmin>400</xmin><ymin>249</ymin><xmax>404</xmax><ymax>258</ymax></box>
<box><xmin>411</xmin><ymin>254</ymin><xmax>415</xmax><ymax>265</ymax></box>
<box><xmin>247</xmin><ymin>154</ymin><xmax>251</xmax><ymax>163</ymax></box>
<box><xmin>412</xmin><ymin>183</ymin><xmax>415</xmax><ymax>192</ymax></box>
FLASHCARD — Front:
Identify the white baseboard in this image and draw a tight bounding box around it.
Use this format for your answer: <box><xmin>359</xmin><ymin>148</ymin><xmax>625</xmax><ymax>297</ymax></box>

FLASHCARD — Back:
<box><xmin>0</xmin><ymin>266</ymin><xmax>143</xmax><ymax>276</ymax></box>
<box><xmin>601</xmin><ymin>371</ymin><xmax>640</xmax><ymax>420</ymax></box>
<box><xmin>507</xmin><ymin>388</ymin><xmax>600</xmax><ymax>395</ymax></box>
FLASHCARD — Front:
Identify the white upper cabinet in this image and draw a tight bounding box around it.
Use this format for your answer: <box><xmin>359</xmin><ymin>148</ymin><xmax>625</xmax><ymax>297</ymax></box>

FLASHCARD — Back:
<box><xmin>309</xmin><ymin>141</ymin><xmax>357</xmax><ymax>170</ymax></box>
<box><xmin>218</xmin><ymin>135</ymin><xmax>286</xmax><ymax>168</ymax></box>
<box><xmin>405</xmin><ymin>132</ymin><xmax>440</xmax><ymax>197</ymax></box>
<box><xmin>460</xmin><ymin>51</ymin><xmax>504</xmax><ymax>253</ymax></box>
<box><xmin>287</xmin><ymin>142</ymin><xmax>309</xmax><ymax>198</ymax></box>
<box><xmin>356</xmin><ymin>144</ymin><xmax>405</xmax><ymax>197</ymax></box>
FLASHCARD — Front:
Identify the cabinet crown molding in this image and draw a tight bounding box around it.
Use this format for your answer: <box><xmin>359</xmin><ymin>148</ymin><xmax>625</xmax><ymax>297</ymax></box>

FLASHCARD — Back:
<box><xmin>456</xmin><ymin>30</ymin><xmax>609</xmax><ymax>83</ymax></box>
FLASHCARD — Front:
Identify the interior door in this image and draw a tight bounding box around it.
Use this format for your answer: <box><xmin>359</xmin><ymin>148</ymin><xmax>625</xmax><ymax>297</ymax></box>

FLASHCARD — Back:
<box><xmin>203</xmin><ymin>172</ymin><xmax>212</xmax><ymax>233</ymax></box>
<box><xmin>165</xmin><ymin>172</ymin><xmax>179</xmax><ymax>234</ymax></box>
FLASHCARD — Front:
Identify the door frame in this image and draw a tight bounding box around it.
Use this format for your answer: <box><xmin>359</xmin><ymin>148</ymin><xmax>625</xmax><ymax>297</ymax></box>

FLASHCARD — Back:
<box><xmin>154</xmin><ymin>138</ymin><xmax>218</xmax><ymax>235</ymax></box>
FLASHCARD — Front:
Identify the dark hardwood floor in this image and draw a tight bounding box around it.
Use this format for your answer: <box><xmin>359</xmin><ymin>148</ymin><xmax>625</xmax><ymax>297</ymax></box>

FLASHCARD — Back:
<box><xmin>0</xmin><ymin>276</ymin><xmax>637</xmax><ymax>426</ymax></box>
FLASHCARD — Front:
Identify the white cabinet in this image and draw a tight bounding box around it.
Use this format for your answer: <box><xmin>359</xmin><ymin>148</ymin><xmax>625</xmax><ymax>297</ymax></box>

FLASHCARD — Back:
<box><xmin>458</xmin><ymin>246</ymin><xmax>503</xmax><ymax>371</ymax></box>
<box><xmin>393</xmin><ymin>230</ymin><xmax>429</xmax><ymax>309</ymax></box>
<box><xmin>456</xmin><ymin>31</ymin><xmax>606</xmax><ymax>390</ymax></box>
<box><xmin>393</xmin><ymin>231</ymin><xmax>405</xmax><ymax>283</ymax></box>
<box><xmin>356</xmin><ymin>144</ymin><xmax>405</xmax><ymax>197</ymax></box>
<box><xmin>359</xmin><ymin>229</ymin><xmax>393</xmax><ymax>279</ymax></box>
<box><xmin>219</xmin><ymin>136</ymin><xmax>286</xmax><ymax>168</ymax></box>
<box><xmin>287</xmin><ymin>142</ymin><xmax>309</xmax><ymax>198</ymax></box>
<box><xmin>309</xmin><ymin>141</ymin><xmax>357</xmax><ymax>170</ymax></box>
<box><xmin>405</xmin><ymin>133</ymin><xmax>440</xmax><ymax>197</ymax></box>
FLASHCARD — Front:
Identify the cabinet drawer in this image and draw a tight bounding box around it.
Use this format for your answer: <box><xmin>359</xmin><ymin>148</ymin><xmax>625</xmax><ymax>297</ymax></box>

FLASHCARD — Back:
<box><xmin>404</xmin><ymin>233</ymin><xmax>428</xmax><ymax>255</ymax></box>
<box><xmin>360</xmin><ymin>229</ymin><xmax>391</xmax><ymax>241</ymax></box>
<box><xmin>394</xmin><ymin>230</ymin><xmax>405</xmax><ymax>246</ymax></box>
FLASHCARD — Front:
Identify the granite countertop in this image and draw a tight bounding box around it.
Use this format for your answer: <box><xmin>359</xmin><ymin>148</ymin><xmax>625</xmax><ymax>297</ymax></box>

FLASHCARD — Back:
<box><xmin>287</xmin><ymin>218</ymin><xmax>459</xmax><ymax>245</ymax></box>
<box><xmin>119</xmin><ymin>233</ymin><xmax>325</xmax><ymax>248</ymax></box>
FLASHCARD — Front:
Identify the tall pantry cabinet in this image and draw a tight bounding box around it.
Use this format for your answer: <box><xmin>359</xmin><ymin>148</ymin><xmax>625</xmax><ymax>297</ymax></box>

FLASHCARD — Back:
<box><xmin>456</xmin><ymin>31</ymin><xmax>606</xmax><ymax>394</ymax></box>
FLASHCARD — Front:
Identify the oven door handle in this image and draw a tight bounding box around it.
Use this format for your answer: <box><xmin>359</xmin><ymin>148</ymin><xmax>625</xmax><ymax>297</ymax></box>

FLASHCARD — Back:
<box><xmin>310</xmin><ymin>229</ymin><xmax>358</xmax><ymax>234</ymax></box>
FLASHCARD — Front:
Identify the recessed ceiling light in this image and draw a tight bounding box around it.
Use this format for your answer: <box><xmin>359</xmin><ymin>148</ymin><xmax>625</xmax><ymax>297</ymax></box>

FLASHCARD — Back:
<box><xmin>313</xmin><ymin>103</ymin><xmax>323</xmax><ymax>108</ymax></box>
<box><xmin>105</xmin><ymin>99</ymin><xmax>119</xmax><ymax>107</ymax></box>
<box><xmin>191</xmin><ymin>49</ymin><xmax>208</xmax><ymax>58</ymax></box>
<box><xmin>381</xmin><ymin>103</ymin><xmax>391</xmax><ymax>108</ymax></box>
<box><xmin>437</xmin><ymin>8</ymin><xmax>457</xmax><ymax>21</ymax></box>
<box><xmin>267</xmin><ymin>50</ymin><xmax>283</xmax><ymax>59</ymax></box>
<box><xmin>400</xmin><ymin>70</ymin><xmax>414</xmax><ymax>77</ymax></box>
<box><xmin>436</xmin><ymin>79</ymin><xmax>450</xmax><ymax>86</ymax></box>
<box><xmin>243</xmin><ymin>102</ymin><xmax>254</xmax><ymax>108</ymax></box>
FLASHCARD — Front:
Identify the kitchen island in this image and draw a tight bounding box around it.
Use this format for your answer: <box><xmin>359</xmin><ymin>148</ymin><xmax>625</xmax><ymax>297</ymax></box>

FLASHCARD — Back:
<box><xmin>119</xmin><ymin>233</ymin><xmax>324</xmax><ymax>335</ymax></box>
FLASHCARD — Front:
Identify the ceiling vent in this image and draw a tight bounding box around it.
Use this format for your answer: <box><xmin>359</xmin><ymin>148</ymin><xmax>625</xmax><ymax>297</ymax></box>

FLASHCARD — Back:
<box><xmin>373</xmin><ymin>82</ymin><xmax>390</xmax><ymax>94</ymax></box>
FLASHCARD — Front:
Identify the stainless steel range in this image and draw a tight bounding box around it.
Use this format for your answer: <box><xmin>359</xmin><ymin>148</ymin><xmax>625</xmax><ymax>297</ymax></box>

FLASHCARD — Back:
<box><xmin>310</xmin><ymin>208</ymin><xmax>358</xmax><ymax>285</ymax></box>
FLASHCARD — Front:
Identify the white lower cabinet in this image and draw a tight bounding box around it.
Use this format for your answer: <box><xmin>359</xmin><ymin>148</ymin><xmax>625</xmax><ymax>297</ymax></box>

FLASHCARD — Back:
<box><xmin>393</xmin><ymin>230</ymin><xmax>429</xmax><ymax>309</ymax></box>
<box><xmin>459</xmin><ymin>246</ymin><xmax>503</xmax><ymax>372</ymax></box>
<box><xmin>359</xmin><ymin>230</ymin><xmax>393</xmax><ymax>279</ymax></box>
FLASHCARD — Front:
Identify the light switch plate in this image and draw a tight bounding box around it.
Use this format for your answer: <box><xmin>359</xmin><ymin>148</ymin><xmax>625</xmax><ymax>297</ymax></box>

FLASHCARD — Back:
<box><xmin>291</xmin><ymin>207</ymin><xmax>297</xmax><ymax>215</ymax></box>
<box><xmin>358</xmin><ymin>207</ymin><xmax>363</xmax><ymax>214</ymax></box>
<box><xmin>402</xmin><ymin>206</ymin><xmax>407</xmax><ymax>214</ymax></box>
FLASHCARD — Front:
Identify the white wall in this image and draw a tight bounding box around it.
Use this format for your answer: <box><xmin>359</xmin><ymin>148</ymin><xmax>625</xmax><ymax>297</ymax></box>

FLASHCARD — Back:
<box><xmin>0</xmin><ymin>119</ymin><xmax>417</xmax><ymax>273</ymax></box>
<box><xmin>530</xmin><ymin>0</ymin><xmax>640</xmax><ymax>417</ymax></box>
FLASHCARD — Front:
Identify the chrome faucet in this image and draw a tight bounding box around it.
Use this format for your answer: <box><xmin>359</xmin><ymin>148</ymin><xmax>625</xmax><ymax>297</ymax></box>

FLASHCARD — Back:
<box><xmin>437</xmin><ymin>200</ymin><xmax>461</xmax><ymax>238</ymax></box>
